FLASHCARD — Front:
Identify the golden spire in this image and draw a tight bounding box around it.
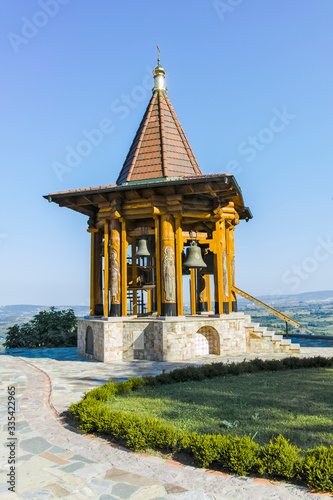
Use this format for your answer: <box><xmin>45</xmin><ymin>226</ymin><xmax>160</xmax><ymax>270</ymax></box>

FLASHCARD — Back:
<box><xmin>153</xmin><ymin>44</ymin><xmax>167</xmax><ymax>93</ymax></box>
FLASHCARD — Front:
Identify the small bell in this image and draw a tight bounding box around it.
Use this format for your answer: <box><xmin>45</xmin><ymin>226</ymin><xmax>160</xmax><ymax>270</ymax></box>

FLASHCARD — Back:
<box><xmin>135</xmin><ymin>237</ymin><xmax>151</xmax><ymax>258</ymax></box>
<box><xmin>184</xmin><ymin>241</ymin><xmax>207</xmax><ymax>269</ymax></box>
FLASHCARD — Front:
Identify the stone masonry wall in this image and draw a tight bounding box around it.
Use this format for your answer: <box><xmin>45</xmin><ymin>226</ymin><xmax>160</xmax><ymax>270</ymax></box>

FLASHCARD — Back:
<box><xmin>78</xmin><ymin>313</ymin><xmax>295</xmax><ymax>362</ymax></box>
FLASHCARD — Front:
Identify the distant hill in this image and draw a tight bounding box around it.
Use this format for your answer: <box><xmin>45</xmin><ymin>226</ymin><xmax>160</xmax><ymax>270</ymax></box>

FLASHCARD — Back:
<box><xmin>0</xmin><ymin>304</ymin><xmax>90</xmax><ymax>321</ymax></box>
<box><xmin>238</xmin><ymin>290</ymin><xmax>333</xmax><ymax>304</ymax></box>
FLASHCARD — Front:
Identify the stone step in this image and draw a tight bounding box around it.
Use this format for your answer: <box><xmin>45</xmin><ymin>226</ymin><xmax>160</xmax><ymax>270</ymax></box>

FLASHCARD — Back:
<box><xmin>290</xmin><ymin>343</ymin><xmax>301</xmax><ymax>350</ymax></box>
<box><xmin>272</xmin><ymin>335</ymin><xmax>283</xmax><ymax>341</ymax></box>
<box><xmin>262</xmin><ymin>330</ymin><xmax>275</xmax><ymax>337</ymax></box>
<box><xmin>280</xmin><ymin>339</ymin><xmax>292</xmax><ymax>346</ymax></box>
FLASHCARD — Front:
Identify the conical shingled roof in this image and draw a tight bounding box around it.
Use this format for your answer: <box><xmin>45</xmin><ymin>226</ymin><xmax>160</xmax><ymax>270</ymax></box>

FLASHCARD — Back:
<box><xmin>116</xmin><ymin>72</ymin><xmax>202</xmax><ymax>185</ymax></box>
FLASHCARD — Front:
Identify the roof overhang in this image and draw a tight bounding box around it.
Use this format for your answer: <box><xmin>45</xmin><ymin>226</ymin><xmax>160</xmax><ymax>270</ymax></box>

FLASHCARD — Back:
<box><xmin>44</xmin><ymin>173</ymin><xmax>253</xmax><ymax>221</ymax></box>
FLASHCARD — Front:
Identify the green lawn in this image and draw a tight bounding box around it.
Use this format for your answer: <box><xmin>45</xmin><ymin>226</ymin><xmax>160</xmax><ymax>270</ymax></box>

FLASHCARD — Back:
<box><xmin>107</xmin><ymin>368</ymin><xmax>333</xmax><ymax>449</ymax></box>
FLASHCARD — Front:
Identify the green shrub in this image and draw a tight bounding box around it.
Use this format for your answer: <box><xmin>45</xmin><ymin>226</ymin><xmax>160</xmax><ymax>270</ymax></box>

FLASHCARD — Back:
<box><xmin>4</xmin><ymin>307</ymin><xmax>77</xmax><ymax>349</ymax></box>
<box><xmin>301</xmin><ymin>447</ymin><xmax>333</xmax><ymax>492</ymax></box>
<box><xmin>259</xmin><ymin>435</ymin><xmax>302</xmax><ymax>479</ymax></box>
<box><xmin>190</xmin><ymin>433</ymin><xmax>230</xmax><ymax>468</ymax></box>
<box><xmin>222</xmin><ymin>435</ymin><xmax>260</xmax><ymax>476</ymax></box>
<box><xmin>69</xmin><ymin>360</ymin><xmax>333</xmax><ymax>492</ymax></box>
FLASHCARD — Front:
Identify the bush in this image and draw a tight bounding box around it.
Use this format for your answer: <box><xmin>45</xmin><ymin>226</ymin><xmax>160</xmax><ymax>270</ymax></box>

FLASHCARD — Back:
<box><xmin>69</xmin><ymin>359</ymin><xmax>333</xmax><ymax>492</ymax></box>
<box><xmin>223</xmin><ymin>435</ymin><xmax>260</xmax><ymax>476</ymax></box>
<box><xmin>301</xmin><ymin>447</ymin><xmax>333</xmax><ymax>492</ymax></box>
<box><xmin>259</xmin><ymin>435</ymin><xmax>302</xmax><ymax>479</ymax></box>
<box><xmin>4</xmin><ymin>307</ymin><xmax>77</xmax><ymax>348</ymax></box>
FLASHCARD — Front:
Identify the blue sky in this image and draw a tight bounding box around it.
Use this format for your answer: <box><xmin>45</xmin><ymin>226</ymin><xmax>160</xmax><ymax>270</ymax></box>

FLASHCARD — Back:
<box><xmin>1</xmin><ymin>0</ymin><xmax>332</xmax><ymax>306</ymax></box>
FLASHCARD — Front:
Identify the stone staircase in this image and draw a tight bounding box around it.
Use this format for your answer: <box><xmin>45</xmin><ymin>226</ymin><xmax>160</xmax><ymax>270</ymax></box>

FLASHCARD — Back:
<box><xmin>243</xmin><ymin>317</ymin><xmax>301</xmax><ymax>354</ymax></box>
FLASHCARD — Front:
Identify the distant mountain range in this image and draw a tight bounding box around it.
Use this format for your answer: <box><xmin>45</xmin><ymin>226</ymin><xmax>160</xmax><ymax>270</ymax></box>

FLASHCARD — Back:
<box><xmin>1</xmin><ymin>291</ymin><xmax>333</xmax><ymax>319</ymax></box>
<box><xmin>241</xmin><ymin>290</ymin><xmax>333</xmax><ymax>305</ymax></box>
<box><xmin>0</xmin><ymin>305</ymin><xmax>89</xmax><ymax>322</ymax></box>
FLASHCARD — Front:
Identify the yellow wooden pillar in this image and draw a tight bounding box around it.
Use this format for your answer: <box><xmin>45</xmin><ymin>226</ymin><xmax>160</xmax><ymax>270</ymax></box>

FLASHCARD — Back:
<box><xmin>190</xmin><ymin>268</ymin><xmax>196</xmax><ymax>315</ymax></box>
<box><xmin>226</xmin><ymin>223</ymin><xmax>237</xmax><ymax>312</ymax></box>
<box><xmin>110</xmin><ymin>219</ymin><xmax>121</xmax><ymax>317</ymax></box>
<box><xmin>120</xmin><ymin>218</ymin><xmax>128</xmax><ymax>316</ymax></box>
<box><xmin>94</xmin><ymin>229</ymin><xmax>103</xmax><ymax>315</ymax></box>
<box><xmin>103</xmin><ymin>221</ymin><xmax>109</xmax><ymax>317</ymax></box>
<box><xmin>154</xmin><ymin>215</ymin><xmax>162</xmax><ymax>316</ymax></box>
<box><xmin>174</xmin><ymin>215</ymin><xmax>183</xmax><ymax>316</ymax></box>
<box><xmin>197</xmin><ymin>270</ymin><xmax>208</xmax><ymax>313</ymax></box>
<box><xmin>214</xmin><ymin>219</ymin><xmax>229</xmax><ymax>314</ymax></box>
<box><xmin>206</xmin><ymin>275</ymin><xmax>211</xmax><ymax>312</ymax></box>
<box><xmin>161</xmin><ymin>214</ymin><xmax>177</xmax><ymax>316</ymax></box>
<box><xmin>147</xmin><ymin>288</ymin><xmax>152</xmax><ymax>314</ymax></box>
<box><xmin>132</xmin><ymin>237</ymin><xmax>138</xmax><ymax>316</ymax></box>
<box><xmin>88</xmin><ymin>228</ymin><xmax>98</xmax><ymax>316</ymax></box>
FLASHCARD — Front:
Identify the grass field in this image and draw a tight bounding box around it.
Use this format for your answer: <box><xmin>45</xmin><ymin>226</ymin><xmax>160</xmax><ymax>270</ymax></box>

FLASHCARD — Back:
<box><xmin>107</xmin><ymin>368</ymin><xmax>333</xmax><ymax>449</ymax></box>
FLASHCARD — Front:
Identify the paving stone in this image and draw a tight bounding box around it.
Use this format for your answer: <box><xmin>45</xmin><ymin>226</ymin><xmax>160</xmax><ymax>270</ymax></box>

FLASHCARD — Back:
<box><xmin>40</xmin><ymin>451</ymin><xmax>71</xmax><ymax>465</ymax></box>
<box><xmin>61</xmin><ymin>462</ymin><xmax>86</xmax><ymax>473</ymax></box>
<box><xmin>99</xmin><ymin>495</ymin><xmax>118</xmax><ymax>500</ymax></box>
<box><xmin>70</xmin><ymin>454</ymin><xmax>96</xmax><ymax>463</ymax></box>
<box><xmin>22</xmin><ymin>488</ymin><xmax>54</xmax><ymax>499</ymax></box>
<box><xmin>46</xmin><ymin>482</ymin><xmax>71</xmax><ymax>497</ymax></box>
<box><xmin>104</xmin><ymin>468</ymin><xmax>162</xmax><ymax>487</ymax></box>
<box><xmin>49</xmin><ymin>445</ymin><xmax>69</xmax><ymax>454</ymax></box>
<box><xmin>19</xmin><ymin>437</ymin><xmax>52</xmax><ymax>454</ymax></box>
<box><xmin>87</xmin><ymin>478</ymin><xmax>113</xmax><ymax>494</ymax></box>
<box><xmin>111</xmin><ymin>483</ymin><xmax>140</xmax><ymax>499</ymax></box>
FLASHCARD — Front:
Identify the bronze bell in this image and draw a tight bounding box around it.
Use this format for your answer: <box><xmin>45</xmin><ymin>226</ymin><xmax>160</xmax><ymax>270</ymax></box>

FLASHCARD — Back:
<box><xmin>184</xmin><ymin>241</ymin><xmax>207</xmax><ymax>269</ymax></box>
<box><xmin>135</xmin><ymin>237</ymin><xmax>151</xmax><ymax>258</ymax></box>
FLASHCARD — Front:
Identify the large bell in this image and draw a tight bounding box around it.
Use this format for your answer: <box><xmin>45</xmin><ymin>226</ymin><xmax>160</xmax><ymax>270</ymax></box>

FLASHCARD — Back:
<box><xmin>184</xmin><ymin>241</ymin><xmax>207</xmax><ymax>269</ymax></box>
<box><xmin>135</xmin><ymin>237</ymin><xmax>151</xmax><ymax>258</ymax></box>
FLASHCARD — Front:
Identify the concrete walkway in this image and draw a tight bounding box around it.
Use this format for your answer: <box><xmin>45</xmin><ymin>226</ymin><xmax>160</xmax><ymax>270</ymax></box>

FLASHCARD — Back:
<box><xmin>1</xmin><ymin>347</ymin><xmax>333</xmax><ymax>499</ymax></box>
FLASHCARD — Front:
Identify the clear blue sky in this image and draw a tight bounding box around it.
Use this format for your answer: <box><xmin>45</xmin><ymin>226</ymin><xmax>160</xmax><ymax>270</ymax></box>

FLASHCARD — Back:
<box><xmin>1</xmin><ymin>0</ymin><xmax>333</xmax><ymax>306</ymax></box>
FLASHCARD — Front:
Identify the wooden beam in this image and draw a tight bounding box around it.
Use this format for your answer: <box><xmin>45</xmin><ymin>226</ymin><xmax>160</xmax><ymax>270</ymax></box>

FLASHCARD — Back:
<box><xmin>103</xmin><ymin>221</ymin><xmax>109</xmax><ymax>317</ymax></box>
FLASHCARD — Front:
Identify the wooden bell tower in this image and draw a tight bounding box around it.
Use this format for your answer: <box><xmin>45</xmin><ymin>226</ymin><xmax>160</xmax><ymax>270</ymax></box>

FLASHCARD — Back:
<box><xmin>45</xmin><ymin>55</ymin><xmax>252</xmax><ymax>319</ymax></box>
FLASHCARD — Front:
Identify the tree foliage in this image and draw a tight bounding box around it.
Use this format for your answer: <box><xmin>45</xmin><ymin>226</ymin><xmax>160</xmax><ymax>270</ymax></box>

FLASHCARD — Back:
<box><xmin>4</xmin><ymin>307</ymin><xmax>77</xmax><ymax>349</ymax></box>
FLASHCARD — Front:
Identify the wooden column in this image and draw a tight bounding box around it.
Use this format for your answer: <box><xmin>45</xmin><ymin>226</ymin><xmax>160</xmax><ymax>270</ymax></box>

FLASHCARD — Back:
<box><xmin>190</xmin><ymin>268</ymin><xmax>196</xmax><ymax>315</ymax></box>
<box><xmin>161</xmin><ymin>214</ymin><xmax>177</xmax><ymax>316</ymax></box>
<box><xmin>120</xmin><ymin>218</ymin><xmax>128</xmax><ymax>316</ymax></box>
<box><xmin>103</xmin><ymin>221</ymin><xmax>109</xmax><ymax>318</ymax></box>
<box><xmin>88</xmin><ymin>228</ymin><xmax>98</xmax><ymax>316</ymax></box>
<box><xmin>197</xmin><ymin>270</ymin><xmax>208</xmax><ymax>313</ymax></box>
<box><xmin>94</xmin><ymin>229</ymin><xmax>103</xmax><ymax>315</ymax></box>
<box><xmin>110</xmin><ymin>219</ymin><xmax>121</xmax><ymax>317</ymax></box>
<box><xmin>227</xmin><ymin>223</ymin><xmax>237</xmax><ymax>312</ymax></box>
<box><xmin>132</xmin><ymin>238</ymin><xmax>138</xmax><ymax>316</ymax></box>
<box><xmin>154</xmin><ymin>215</ymin><xmax>162</xmax><ymax>316</ymax></box>
<box><xmin>214</xmin><ymin>219</ymin><xmax>229</xmax><ymax>314</ymax></box>
<box><xmin>174</xmin><ymin>215</ymin><xmax>184</xmax><ymax>316</ymax></box>
<box><xmin>206</xmin><ymin>275</ymin><xmax>211</xmax><ymax>312</ymax></box>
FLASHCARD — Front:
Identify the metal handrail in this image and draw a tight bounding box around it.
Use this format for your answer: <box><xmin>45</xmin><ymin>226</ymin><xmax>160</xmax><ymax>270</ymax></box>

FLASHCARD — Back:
<box><xmin>232</xmin><ymin>285</ymin><xmax>300</xmax><ymax>330</ymax></box>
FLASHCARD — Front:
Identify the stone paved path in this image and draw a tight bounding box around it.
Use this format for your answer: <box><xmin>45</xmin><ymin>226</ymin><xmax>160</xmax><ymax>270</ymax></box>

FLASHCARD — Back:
<box><xmin>1</xmin><ymin>347</ymin><xmax>333</xmax><ymax>499</ymax></box>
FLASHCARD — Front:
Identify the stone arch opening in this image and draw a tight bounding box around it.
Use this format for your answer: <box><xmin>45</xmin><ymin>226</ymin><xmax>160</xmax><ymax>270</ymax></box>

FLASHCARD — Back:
<box><xmin>86</xmin><ymin>326</ymin><xmax>94</xmax><ymax>355</ymax></box>
<box><xmin>195</xmin><ymin>326</ymin><xmax>220</xmax><ymax>356</ymax></box>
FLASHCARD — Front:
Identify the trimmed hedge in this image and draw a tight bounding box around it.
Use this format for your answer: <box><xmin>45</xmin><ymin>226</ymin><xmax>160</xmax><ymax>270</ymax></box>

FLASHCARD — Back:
<box><xmin>69</xmin><ymin>356</ymin><xmax>333</xmax><ymax>492</ymax></box>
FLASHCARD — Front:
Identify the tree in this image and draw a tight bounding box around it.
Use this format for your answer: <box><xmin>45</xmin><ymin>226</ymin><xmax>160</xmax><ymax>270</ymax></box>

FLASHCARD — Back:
<box><xmin>4</xmin><ymin>307</ymin><xmax>77</xmax><ymax>349</ymax></box>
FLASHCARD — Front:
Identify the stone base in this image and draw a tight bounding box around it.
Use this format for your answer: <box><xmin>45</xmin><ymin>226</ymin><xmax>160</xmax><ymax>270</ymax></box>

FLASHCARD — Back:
<box><xmin>77</xmin><ymin>313</ymin><xmax>300</xmax><ymax>362</ymax></box>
